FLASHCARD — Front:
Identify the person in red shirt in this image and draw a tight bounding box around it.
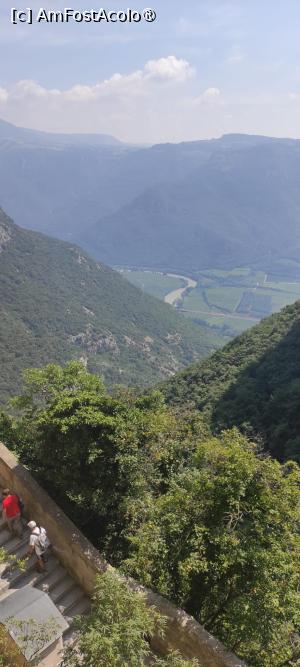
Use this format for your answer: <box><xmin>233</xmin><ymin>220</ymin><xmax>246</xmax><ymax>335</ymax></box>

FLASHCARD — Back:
<box><xmin>2</xmin><ymin>488</ymin><xmax>23</xmax><ymax>538</ymax></box>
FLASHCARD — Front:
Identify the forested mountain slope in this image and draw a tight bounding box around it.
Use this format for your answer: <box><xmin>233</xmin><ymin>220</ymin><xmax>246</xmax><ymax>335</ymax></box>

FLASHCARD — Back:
<box><xmin>162</xmin><ymin>300</ymin><xmax>300</xmax><ymax>461</ymax></box>
<box><xmin>0</xmin><ymin>208</ymin><xmax>221</xmax><ymax>404</ymax></box>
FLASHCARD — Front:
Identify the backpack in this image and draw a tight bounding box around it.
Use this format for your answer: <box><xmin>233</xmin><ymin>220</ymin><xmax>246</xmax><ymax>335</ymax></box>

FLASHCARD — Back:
<box><xmin>35</xmin><ymin>527</ymin><xmax>50</xmax><ymax>552</ymax></box>
<box><xmin>16</xmin><ymin>494</ymin><xmax>25</xmax><ymax>516</ymax></box>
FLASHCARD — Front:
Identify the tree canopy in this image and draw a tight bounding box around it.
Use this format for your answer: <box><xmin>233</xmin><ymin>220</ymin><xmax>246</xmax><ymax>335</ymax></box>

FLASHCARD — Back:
<box><xmin>2</xmin><ymin>361</ymin><xmax>300</xmax><ymax>667</ymax></box>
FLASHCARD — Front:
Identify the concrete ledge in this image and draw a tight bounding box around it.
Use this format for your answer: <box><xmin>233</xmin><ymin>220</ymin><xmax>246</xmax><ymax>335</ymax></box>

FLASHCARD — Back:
<box><xmin>0</xmin><ymin>442</ymin><xmax>248</xmax><ymax>667</ymax></box>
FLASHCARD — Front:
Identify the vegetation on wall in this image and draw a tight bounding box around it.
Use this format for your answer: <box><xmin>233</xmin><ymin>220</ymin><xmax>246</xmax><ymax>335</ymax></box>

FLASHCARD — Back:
<box><xmin>62</xmin><ymin>571</ymin><xmax>199</xmax><ymax>667</ymax></box>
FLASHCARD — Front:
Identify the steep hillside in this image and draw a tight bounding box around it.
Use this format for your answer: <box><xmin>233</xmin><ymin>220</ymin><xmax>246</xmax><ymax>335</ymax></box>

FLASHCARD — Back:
<box><xmin>0</xmin><ymin>209</ymin><xmax>222</xmax><ymax>404</ymax></box>
<box><xmin>85</xmin><ymin>139</ymin><xmax>300</xmax><ymax>272</ymax></box>
<box><xmin>162</xmin><ymin>300</ymin><xmax>300</xmax><ymax>462</ymax></box>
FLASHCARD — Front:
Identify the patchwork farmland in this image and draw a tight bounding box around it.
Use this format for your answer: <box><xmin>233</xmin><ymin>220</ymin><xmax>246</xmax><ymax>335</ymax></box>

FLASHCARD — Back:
<box><xmin>121</xmin><ymin>266</ymin><xmax>300</xmax><ymax>338</ymax></box>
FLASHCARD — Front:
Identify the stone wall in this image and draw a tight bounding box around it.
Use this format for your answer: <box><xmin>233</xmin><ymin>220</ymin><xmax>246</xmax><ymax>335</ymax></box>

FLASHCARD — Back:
<box><xmin>0</xmin><ymin>442</ymin><xmax>248</xmax><ymax>667</ymax></box>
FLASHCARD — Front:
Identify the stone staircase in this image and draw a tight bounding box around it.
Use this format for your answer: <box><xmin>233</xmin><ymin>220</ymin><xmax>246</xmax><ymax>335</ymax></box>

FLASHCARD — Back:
<box><xmin>0</xmin><ymin>512</ymin><xmax>90</xmax><ymax>662</ymax></box>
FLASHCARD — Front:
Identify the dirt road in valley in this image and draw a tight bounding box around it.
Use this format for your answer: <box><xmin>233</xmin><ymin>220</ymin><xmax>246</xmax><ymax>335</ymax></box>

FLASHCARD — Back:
<box><xmin>164</xmin><ymin>275</ymin><xmax>197</xmax><ymax>305</ymax></box>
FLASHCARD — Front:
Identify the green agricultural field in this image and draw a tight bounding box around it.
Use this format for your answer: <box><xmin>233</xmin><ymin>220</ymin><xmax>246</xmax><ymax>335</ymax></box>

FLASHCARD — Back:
<box><xmin>182</xmin><ymin>288</ymin><xmax>210</xmax><ymax>312</ymax></box>
<box><xmin>119</xmin><ymin>270</ymin><xmax>184</xmax><ymax>300</ymax></box>
<box><xmin>119</xmin><ymin>267</ymin><xmax>300</xmax><ymax>339</ymax></box>
<box><xmin>205</xmin><ymin>287</ymin><xmax>245</xmax><ymax>312</ymax></box>
<box><xmin>184</xmin><ymin>311</ymin><xmax>254</xmax><ymax>335</ymax></box>
<box><xmin>265</xmin><ymin>281</ymin><xmax>300</xmax><ymax>294</ymax></box>
<box><xmin>265</xmin><ymin>289</ymin><xmax>300</xmax><ymax>312</ymax></box>
<box><xmin>182</xmin><ymin>269</ymin><xmax>300</xmax><ymax>335</ymax></box>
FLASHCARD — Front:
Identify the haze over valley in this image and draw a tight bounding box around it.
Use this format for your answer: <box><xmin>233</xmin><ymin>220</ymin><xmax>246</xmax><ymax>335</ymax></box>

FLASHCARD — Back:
<box><xmin>2</xmin><ymin>119</ymin><xmax>300</xmax><ymax>338</ymax></box>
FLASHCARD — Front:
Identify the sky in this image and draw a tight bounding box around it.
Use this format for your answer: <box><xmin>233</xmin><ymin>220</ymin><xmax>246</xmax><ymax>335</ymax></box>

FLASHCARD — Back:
<box><xmin>1</xmin><ymin>0</ymin><xmax>300</xmax><ymax>143</ymax></box>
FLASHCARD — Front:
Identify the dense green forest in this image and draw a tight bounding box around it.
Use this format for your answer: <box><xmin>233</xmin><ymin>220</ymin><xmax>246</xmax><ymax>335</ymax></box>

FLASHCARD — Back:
<box><xmin>162</xmin><ymin>300</ymin><xmax>300</xmax><ymax>462</ymax></box>
<box><xmin>2</xmin><ymin>360</ymin><xmax>300</xmax><ymax>667</ymax></box>
<box><xmin>0</xmin><ymin>208</ymin><xmax>222</xmax><ymax>404</ymax></box>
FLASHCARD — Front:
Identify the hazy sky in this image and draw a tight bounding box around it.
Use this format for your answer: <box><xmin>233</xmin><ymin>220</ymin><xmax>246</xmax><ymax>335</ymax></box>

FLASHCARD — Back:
<box><xmin>1</xmin><ymin>0</ymin><xmax>300</xmax><ymax>142</ymax></box>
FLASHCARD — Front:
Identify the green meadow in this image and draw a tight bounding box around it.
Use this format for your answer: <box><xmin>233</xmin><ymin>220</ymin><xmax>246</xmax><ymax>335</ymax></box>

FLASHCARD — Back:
<box><xmin>119</xmin><ymin>269</ymin><xmax>185</xmax><ymax>300</ymax></box>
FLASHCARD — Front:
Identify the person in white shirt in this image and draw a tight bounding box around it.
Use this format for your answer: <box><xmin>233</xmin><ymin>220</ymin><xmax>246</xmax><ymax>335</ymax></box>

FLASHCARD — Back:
<box><xmin>27</xmin><ymin>520</ymin><xmax>50</xmax><ymax>572</ymax></box>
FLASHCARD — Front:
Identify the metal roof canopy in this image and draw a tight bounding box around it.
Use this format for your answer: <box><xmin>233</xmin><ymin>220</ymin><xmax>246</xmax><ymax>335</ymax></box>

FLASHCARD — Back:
<box><xmin>0</xmin><ymin>586</ymin><xmax>69</xmax><ymax>661</ymax></box>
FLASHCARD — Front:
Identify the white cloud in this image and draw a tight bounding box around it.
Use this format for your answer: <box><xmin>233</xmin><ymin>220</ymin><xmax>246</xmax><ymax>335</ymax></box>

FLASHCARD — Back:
<box><xmin>188</xmin><ymin>87</ymin><xmax>222</xmax><ymax>109</ymax></box>
<box><xmin>0</xmin><ymin>56</ymin><xmax>200</xmax><ymax>141</ymax></box>
<box><xmin>0</xmin><ymin>56</ymin><xmax>194</xmax><ymax>109</ymax></box>
<box><xmin>203</xmin><ymin>87</ymin><xmax>221</xmax><ymax>100</ymax></box>
<box><xmin>3</xmin><ymin>56</ymin><xmax>299</xmax><ymax>144</ymax></box>
<box><xmin>144</xmin><ymin>56</ymin><xmax>195</xmax><ymax>81</ymax></box>
<box><xmin>0</xmin><ymin>87</ymin><xmax>8</xmax><ymax>103</ymax></box>
<box><xmin>9</xmin><ymin>80</ymin><xmax>60</xmax><ymax>99</ymax></box>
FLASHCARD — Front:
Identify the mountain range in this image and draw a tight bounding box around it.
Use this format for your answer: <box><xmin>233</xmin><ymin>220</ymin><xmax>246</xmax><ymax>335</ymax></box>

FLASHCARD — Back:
<box><xmin>0</xmin><ymin>207</ymin><xmax>221</xmax><ymax>405</ymax></box>
<box><xmin>84</xmin><ymin>137</ymin><xmax>300</xmax><ymax>273</ymax></box>
<box><xmin>0</xmin><ymin>117</ymin><xmax>122</xmax><ymax>147</ymax></box>
<box><xmin>1</xmin><ymin>121</ymin><xmax>300</xmax><ymax>278</ymax></box>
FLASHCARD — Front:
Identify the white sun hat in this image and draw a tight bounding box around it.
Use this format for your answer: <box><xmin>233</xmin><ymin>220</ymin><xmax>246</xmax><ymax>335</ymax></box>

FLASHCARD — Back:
<box><xmin>27</xmin><ymin>520</ymin><xmax>37</xmax><ymax>530</ymax></box>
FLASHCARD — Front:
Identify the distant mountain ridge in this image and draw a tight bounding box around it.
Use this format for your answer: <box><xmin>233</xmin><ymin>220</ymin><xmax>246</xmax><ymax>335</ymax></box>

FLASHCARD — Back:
<box><xmin>1</xmin><ymin>122</ymin><xmax>300</xmax><ymax>279</ymax></box>
<box><xmin>0</xmin><ymin>118</ymin><xmax>122</xmax><ymax>147</ymax></box>
<box><xmin>84</xmin><ymin>139</ymin><xmax>300</xmax><ymax>272</ymax></box>
<box><xmin>0</xmin><ymin>208</ymin><xmax>222</xmax><ymax>405</ymax></box>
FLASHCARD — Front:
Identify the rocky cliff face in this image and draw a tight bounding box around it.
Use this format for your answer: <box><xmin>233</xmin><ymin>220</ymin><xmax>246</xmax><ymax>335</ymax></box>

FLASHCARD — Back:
<box><xmin>0</xmin><ymin>211</ymin><xmax>12</xmax><ymax>251</ymax></box>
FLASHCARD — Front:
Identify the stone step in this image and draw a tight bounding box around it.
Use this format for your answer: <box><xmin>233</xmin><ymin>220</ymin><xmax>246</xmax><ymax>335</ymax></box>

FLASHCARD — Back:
<box><xmin>0</xmin><ymin>518</ymin><xmax>8</xmax><ymax>533</ymax></box>
<box><xmin>0</xmin><ymin>519</ymin><xmax>30</xmax><ymax>545</ymax></box>
<box><xmin>0</xmin><ymin>536</ymin><xmax>29</xmax><ymax>579</ymax></box>
<box><xmin>64</xmin><ymin>594</ymin><xmax>90</xmax><ymax>624</ymax></box>
<box><xmin>5</xmin><ymin>533</ymin><xmax>29</xmax><ymax>555</ymax></box>
<box><xmin>50</xmin><ymin>576</ymin><xmax>76</xmax><ymax>604</ymax></box>
<box><xmin>0</xmin><ymin>529</ymin><xmax>19</xmax><ymax>548</ymax></box>
<box><xmin>34</xmin><ymin>565</ymin><xmax>67</xmax><ymax>596</ymax></box>
<box><xmin>58</xmin><ymin>587</ymin><xmax>88</xmax><ymax>617</ymax></box>
<box><xmin>0</xmin><ymin>538</ymin><xmax>28</xmax><ymax>568</ymax></box>
<box><xmin>13</xmin><ymin>539</ymin><xmax>29</xmax><ymax>559</ymax></box>
<box><xmin>1</xmin><ymin>554</ymin><xmax>59</xmax><ymax>591</ymax></box>
<box><xmin>0</xmin><ymin>541</ymin><xmax>29</xmax><ymax>586</ymax></box>
<box><xmin>0</xmin><ymin>486</ymin><xmax>92</xmax><ymax>660</ymax></box>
